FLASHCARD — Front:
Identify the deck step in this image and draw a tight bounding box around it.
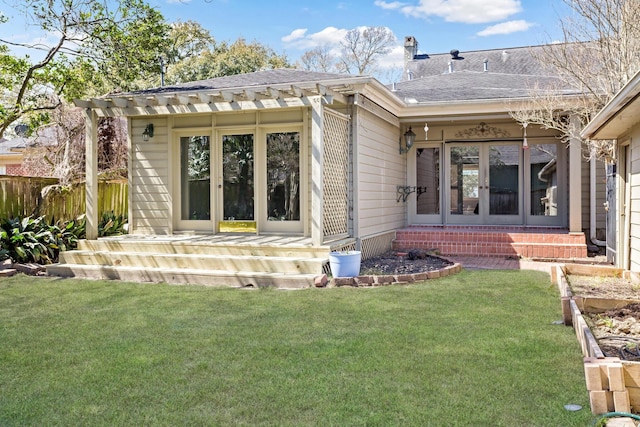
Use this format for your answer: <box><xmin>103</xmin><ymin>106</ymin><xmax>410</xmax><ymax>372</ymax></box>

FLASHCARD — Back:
<box><xmin>46</xmin><ymin>264</ymin><xmax>319</xmax><ymax>289</ymax></box>
<box><xmin>77</xmin><ymin>239</ymin><xmax>330</xmax><ymax>258</ymax></box>
<box><xmin>59</xmin><ymin>250</ymin><xmax>327</xmax><ymax>275</ymax></box>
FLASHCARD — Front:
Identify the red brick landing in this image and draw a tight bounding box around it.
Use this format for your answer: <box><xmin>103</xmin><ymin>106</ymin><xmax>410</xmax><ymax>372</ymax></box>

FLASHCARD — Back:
<box><xmin>393</xmin><ymin>226</ymin><xmax>587</xmax><ymax>259</ymax></box>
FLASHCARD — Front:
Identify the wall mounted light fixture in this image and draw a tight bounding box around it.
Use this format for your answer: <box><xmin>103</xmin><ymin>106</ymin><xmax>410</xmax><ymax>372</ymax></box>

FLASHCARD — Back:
<box><xmin>423</xmin><ymin>122</ymin><xmax>429</xmax><ymax>140</ymax></box>
<box><xmin>142</xmin><ymin>123</ymin><xmax>154</xmax><ymax>141</ymax></box>
<box><xmin>399</xmin><ymin>126</ymin><xmax>415</xmax><ymax>154</ymax></box>
<box><xmin>522</xmin><ymin>122</ymin><xmax>528</xmax><ymax>150</ymax></box>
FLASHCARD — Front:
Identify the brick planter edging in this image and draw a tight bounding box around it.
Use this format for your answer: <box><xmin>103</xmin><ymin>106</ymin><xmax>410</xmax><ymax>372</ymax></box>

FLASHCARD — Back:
<box><xmin>327</xmin><ymin>260</ymin><xmax>463</xmax><ymax>288</ymax></box>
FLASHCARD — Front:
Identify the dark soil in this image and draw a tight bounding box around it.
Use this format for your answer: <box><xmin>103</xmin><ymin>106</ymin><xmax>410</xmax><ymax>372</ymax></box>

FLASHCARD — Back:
<box><xmin>585</xmin><ymin>304</ymin><xmax>640</xmax><ymax>361</ymax></box>
<box><xmin>359</xmin><ymin>250</ymin><xmax>453</xmax><ymax>275</ymax></box>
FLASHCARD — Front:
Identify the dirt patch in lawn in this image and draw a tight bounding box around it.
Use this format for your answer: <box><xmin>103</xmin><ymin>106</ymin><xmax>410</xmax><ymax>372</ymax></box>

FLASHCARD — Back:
<box><xmin>568</xmin><ymin>274</ymin><xmax>640</xmax><ymax>360</ymax></box>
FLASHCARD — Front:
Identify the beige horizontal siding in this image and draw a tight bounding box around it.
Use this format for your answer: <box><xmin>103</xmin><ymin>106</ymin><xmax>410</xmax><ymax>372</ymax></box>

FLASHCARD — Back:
<box><xmin>629</xmin><ymin>134</ymin><xmax>640</xmax><ymax>271</ymax></box>
<box><xmin>355</xmin><ymin>106</ymin><xmax>405</xmax><ymax>239</ymax></box>
<box><xmin>130</xmin><ymin>117</ymin><xmax>170</xmax><ymax>234</ymax></box>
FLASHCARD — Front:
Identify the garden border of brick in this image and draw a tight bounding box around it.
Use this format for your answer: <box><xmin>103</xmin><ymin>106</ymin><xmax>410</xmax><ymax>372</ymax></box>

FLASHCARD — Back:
<box><xmin>326</xmin><ymin>258</ymin><xmax>463</xmax><ymax>287</ymax></box>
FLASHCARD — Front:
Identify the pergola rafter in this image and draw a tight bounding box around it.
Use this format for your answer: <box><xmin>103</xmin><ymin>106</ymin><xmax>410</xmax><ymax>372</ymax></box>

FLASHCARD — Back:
<box><xmin>74</xmin><ymin>83</ymin><xmax>348</xmax><ymax>117</ymax></box>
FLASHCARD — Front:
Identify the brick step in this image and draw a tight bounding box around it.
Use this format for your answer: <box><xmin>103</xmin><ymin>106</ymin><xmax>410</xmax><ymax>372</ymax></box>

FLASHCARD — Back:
<box><xmin>393</xmin><ymin>227</ymin><xmax>587</xmax><ymax>259</ymax></box>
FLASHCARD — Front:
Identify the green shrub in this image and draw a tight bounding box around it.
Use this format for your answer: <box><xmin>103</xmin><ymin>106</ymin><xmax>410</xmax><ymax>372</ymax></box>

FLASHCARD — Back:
<box><xmin>0</xmin><ymin>213</ymin><xmax>126</xmax><ymax>265</ymax></box>
<box><xmin>98</xmin><ymin>212</ymin><xmax>127</xmax><ymax>237</ymax></box>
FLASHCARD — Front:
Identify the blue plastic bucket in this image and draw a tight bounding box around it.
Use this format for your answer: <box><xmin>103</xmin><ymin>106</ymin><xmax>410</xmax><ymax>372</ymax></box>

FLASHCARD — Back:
<box><xmin>329</xmin><ymin>251</ymin><xmax>361</xmax><ymax>277</ymax></box>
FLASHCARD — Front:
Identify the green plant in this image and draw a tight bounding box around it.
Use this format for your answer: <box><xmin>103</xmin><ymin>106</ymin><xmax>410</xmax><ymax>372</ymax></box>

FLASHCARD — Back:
<box><xmin>2</xmin><ymin>216</ymin><xmax>51</xmax><ymax>263</ymax></box>
<box><xmin>98</xmin><ymin>211</ymin><xmax>127</xmax><ymax>237</ymax></box>
<box><xmin>595</xmin><ymin>314</ymin><xmax>615</xmax><ymax>329</ymax></box>
<box><xmin>0</xmin><ymin>215</ymin><xmax>85</xmax><ymax>265</ymax></box>
<box><xmin>0</xmin><ymin>224</ymin><xmax>9</xmax><ymax>261</ymax></box>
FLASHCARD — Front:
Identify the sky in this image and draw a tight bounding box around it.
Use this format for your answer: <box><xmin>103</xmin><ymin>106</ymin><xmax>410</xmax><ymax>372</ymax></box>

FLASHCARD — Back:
<box><xmin>0</xmin><ymin>0</ymin><xmax>572</xmax><ymax>82</ymax></box>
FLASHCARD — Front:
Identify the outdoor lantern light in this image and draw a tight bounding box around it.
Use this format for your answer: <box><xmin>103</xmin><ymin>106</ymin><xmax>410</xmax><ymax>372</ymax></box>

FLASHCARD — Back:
<box><xmin>142</xmin><ymin>123</ymin><xmax>154</xmax><ymax>141</ymax></box>
<box><xmin>423</xmin><ymin>122</ymin><xmax>429</xmax><ymax>140</ymax></box>
<box><xmin>400</xmin><ymin>126</ymin><xmax>416</xmax><ymax>154</ymax></box>
<box><xmin>522</xmin><ymin>122</ymin><xmax>528</xmax><ymax>150</ymax></box>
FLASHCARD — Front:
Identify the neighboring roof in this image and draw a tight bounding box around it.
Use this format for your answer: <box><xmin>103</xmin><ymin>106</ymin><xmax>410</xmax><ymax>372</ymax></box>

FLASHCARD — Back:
<box><xmin>581</xmin><ymin>69</ymin><xmax>640</xmax><ymax>140</ymax></box>
<box><xmin>0</xmin><ymin>137</ymin><xmax>27</xmax><ymax>155</ymax></box>
<box><xmin>390</xmin><ymin>71</ymin><xmax>574</xmax><ymax>103</ymax></box>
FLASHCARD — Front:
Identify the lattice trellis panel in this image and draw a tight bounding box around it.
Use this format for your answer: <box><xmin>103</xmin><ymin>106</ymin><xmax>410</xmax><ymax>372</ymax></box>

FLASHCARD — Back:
<box><xmin>322</xmin><ymin>108</ymin><xmax>350</xmax><ymax>241</ymax></box>
<box><xmin>360</xmin><ymin>232</ymin><xmax>395</xmax><ymax>260</ymax></box>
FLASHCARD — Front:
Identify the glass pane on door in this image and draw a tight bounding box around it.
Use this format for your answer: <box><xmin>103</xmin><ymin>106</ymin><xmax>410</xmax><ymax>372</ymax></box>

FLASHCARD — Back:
<box><xmin>266</xmin><ymin>132</ymin><xmax>300</xmax><ymax>221</ymax></box>
<box><xmin>530</xmin><ymin>143</ymin><xmax>558</xmax><ymax>216</ymax></box>
<box><xmin>221</xmin><ymin>134</ymin><xmax>255</xmax><ymax>232</ymax></box>
<box><xmin>416</xmin><ymin>147</ymin><xmax>440</xmax><ymax>215</ymax></box>
<box><xmin>180</xmin><ymin>136</ymin><xmax>210</xmax><ymax>220</ymax></box>
<box><xmin>450</xmin><ymin>146</ymin><xmax>479</xmax><ymax>215</ymax></box>
<box><xmin>489</xmin><ymin>145</ymin><xmax>519</xmax><ymax>215</ymax></box>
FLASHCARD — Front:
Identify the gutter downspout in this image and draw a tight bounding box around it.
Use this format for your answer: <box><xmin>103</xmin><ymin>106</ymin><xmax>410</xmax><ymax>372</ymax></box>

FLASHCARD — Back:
<box><xmin>591</xmin><ymin>154</ymin><xmax>606</xmax><ymax>246</ymax></box>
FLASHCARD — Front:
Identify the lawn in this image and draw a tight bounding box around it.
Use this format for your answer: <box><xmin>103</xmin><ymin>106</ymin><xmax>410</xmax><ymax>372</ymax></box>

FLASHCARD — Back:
<box><xmin>0</xmin><ymin>270</ymin><xmax>593</xmax><ymax>426</ymax></box>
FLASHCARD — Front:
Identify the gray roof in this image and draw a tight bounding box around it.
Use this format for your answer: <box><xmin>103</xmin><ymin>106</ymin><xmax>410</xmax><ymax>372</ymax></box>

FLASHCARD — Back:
<box><xmin>391</xmin><ymin>71</ymin><xmax>576</xmax><ymax>103</ymax></box>
<box><xmin>397</xmin><ymin>43</ymin><xmax>581</xmax><ymax>103</ymax></box>
<box><xmin>123</xmin><ymin>69</ymin><xmax>363</xmax><ymax>96</ymax></box>
<box><xmin>0</xmin><ymin>137</ymin><xmax>27</xmax><ymax>155</ymax></box>
<box><xmin>406</xmin><ymin>45</ymin><xmax>553</xmax><ymax>78</ymax></box>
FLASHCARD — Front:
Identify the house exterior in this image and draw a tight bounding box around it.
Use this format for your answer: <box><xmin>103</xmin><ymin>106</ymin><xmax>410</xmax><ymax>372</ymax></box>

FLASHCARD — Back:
<box><xmin>0</xmin><ymin>137</ymin><xmax>26</xmax><ymax>175</ymax></box>
<box><xmin>52</xmin><ymin>36</ymin><xmax>608</xmax><ymax>286</ymax></box>
<box><xmin>581</xmin><ymin>69</ymin><xmax>640</xmax><ymax>279</ymax></box>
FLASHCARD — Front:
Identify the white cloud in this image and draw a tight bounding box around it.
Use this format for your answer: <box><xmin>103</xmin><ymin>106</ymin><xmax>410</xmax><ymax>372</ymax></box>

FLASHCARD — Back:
<box><xmin>376</xmin><ymin>44</ymin><xmax>405</xmax><ymax>70</ymax></box>
<box><xmin>374</xmin><ymin>0</ymin><xmax>407</xmax><ymax>10</ymax></box>
<box><xmin>376</xmin><ymin>0</ymin><xmax>523</xmax><ymax>24</ymax></box>
<box><xmin>476</xmin><ymin>20</ymin><xmax>534</xmax><ymax>36</ymax></box>
<box><xmin>281</xmin><ymin>28</ymin><xmax>307</xmax><ymax>43</ymax></box>
<box><xmin>282</xmin><ymin>26</ymin><xmax>349</xmax><ymax>50</ymax></box>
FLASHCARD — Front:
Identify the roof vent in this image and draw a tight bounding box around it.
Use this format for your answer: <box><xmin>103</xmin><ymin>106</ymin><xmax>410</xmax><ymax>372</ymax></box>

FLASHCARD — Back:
<box><xmin>448</xmin><ymin>61</ymin><xmax>453</xmax><ymax>73</ymax></box>
<box><xmin>502</xmin><ymin>50</ymin><xmax>509</xmax><ymax>62</ymax></box>
<box><xmin>450</xmin><ymin>49</ymin><xmax>463</xmax><ymax>60</ymax></box>
<box><xmin>483</xmin><ymin>58</ymin><xmax>488</xmax><ymax>72</ymax></box>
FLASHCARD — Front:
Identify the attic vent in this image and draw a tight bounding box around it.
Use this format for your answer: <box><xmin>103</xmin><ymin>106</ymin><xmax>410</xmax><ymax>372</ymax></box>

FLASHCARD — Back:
<box><xmin>502</xmin><ymin>50</ymin><xmax>509</xmax><ymax>62</ymax></box>
<box><xmin>483</xmin><ymin>58</ymin><xmax>488</xmax><ymax>72</ymax></box>
<box><xmin>450</xmin><ymin>49</ymin><xmax>463</xmax><ymax>60</ymax></box>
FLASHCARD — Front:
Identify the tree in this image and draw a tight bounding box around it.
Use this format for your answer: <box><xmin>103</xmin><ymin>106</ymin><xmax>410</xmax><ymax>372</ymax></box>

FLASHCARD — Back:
<box><xmin>158</xmin><ymin>21</ymin><xmax>290</xmax><ymax>85</ymax></box>
<box><xmin>337</xmin><ymin>26</ymin><xmax>396</xmax><ymax>75</ymax></box>
<box><xmin>0</xmin><ymin>0</ymin><xmax>170</xmax><ymax>139</ymax></box>
<box><xmin>298</xmin><ymin>26</ymin><xmax>395</xmax><ymax>76</ymax></box>
<box><xmin>510</xmin><ymin>0</ymin><xmax>640</xmax><ymax>159</ymax></box>
<box><xmin>299</xmin><ymin>46</ymin><xmax>336</xmax><ymax>73</ymax></box>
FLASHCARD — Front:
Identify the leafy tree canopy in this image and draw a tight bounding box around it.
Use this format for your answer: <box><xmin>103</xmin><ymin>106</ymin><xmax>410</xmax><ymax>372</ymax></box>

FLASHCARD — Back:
<box><xmin>0</xmin><ymin>0</ymin><xmax>170</xmax><ymax>138</ymax></box>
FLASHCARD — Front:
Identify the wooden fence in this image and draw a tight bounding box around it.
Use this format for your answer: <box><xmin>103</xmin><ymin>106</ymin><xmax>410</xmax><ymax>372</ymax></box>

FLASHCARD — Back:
<box><xmin>0</xmin><ymin>176</ymin><xmax>128</xmax><ymax>223</ymax></box>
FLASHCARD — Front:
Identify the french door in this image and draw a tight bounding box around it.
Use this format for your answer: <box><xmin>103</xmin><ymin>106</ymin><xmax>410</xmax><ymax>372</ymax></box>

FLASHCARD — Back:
<box><xmin>175</xmin><ymin>134</ymin><xmax>213</xmax><ymax>232</ymax></box>
<box><xmin>219</xmin><ymin>133</ymin><xmax>256</xmax><ymax>233</ymax></box>
<box><xmin>173</xmin><ymin>129</ymin><xmax>303</xmax><ymax>234</ymax></box>
<box><xmin>446</xmin><ymin>142</ymin><xmax>522</xmax><ymax>225</ymax></box>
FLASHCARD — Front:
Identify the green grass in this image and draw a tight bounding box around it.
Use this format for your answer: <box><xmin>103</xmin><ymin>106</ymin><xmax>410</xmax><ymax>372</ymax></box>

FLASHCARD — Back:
<box><xmin>0</xmin><ymin>270</ymin><xmax>593</xmax><ymax>426</ymax></box>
